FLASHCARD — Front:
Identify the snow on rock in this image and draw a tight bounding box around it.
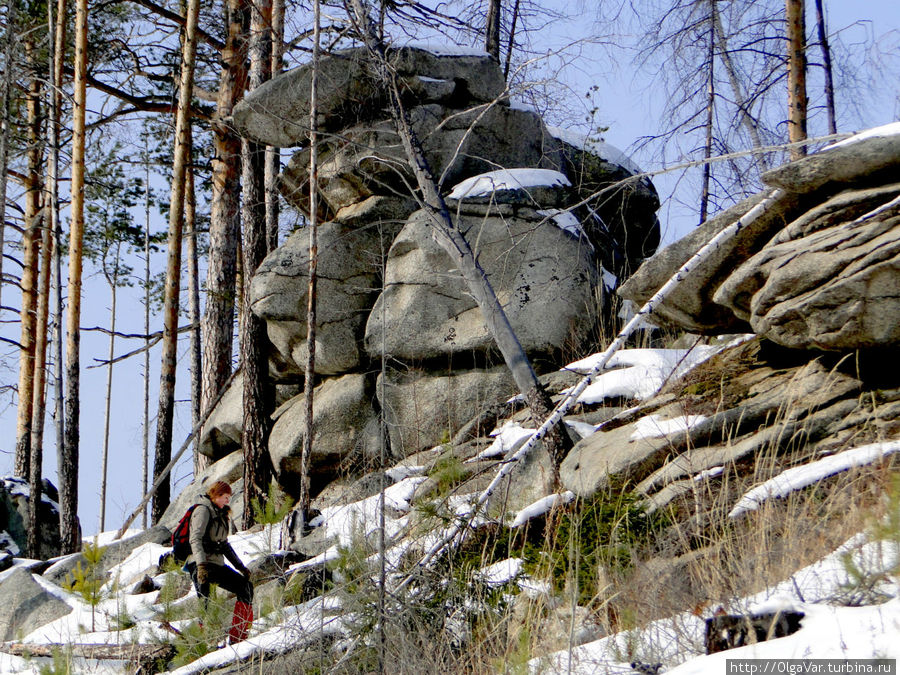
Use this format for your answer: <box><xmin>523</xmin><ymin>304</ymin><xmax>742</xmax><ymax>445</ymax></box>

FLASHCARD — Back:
<box><xmin>447</xmin><ymin>168</ymin><xmax>571</xmax><ymax>200</ymax></box>
<box><xmin>824</xmin><ymin>121</ymin><xmax>900</xmax><ymax>150</ymax></box>
<box><xmin>537</xmin><ymin>209</ymin><xmax>589</xmax><ymax>241</ymax></box>
<box><xmin>473</xmin><ymin>421</ymin><xmax>537</xmax><ymax>460</ymax></box>
<box><xmin>630</xmin><ymin>413</ymin><xmax>708</xmax><ymax>441</ymax></box>
<box><xmin>728</xmin><ymin>441</ymin><xmax>900</xmax><ymax>518</ymax></box>
<box><xmin>565</xmin><ymin>344</ymin><xmax>729</xmax><ymax>403</ymax></box>
<box><xmin>510</xmin><ymin>491</ymin><xmax>576</xmax><ymax>528</ymax></box>
<box><xmin>402</xmin><ymin>41</ymin><xmax>489</xmax><ymax>58</ymax></box>
<box><xmin>547</xmin><ymin>126</ymin><xmax>644</xmax><ymax>176</ymax></box>
<box><xmin>477</xmin><ymin>557</ymin><xmax>523</xmax><ymax>586</ymax></box>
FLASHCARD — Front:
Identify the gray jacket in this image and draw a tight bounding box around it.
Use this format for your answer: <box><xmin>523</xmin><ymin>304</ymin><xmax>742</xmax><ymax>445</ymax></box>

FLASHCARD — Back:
<box><xmin>187</xmin><ymin>494</ymin><xmax>241</xmax><ymax>568</ymax></box>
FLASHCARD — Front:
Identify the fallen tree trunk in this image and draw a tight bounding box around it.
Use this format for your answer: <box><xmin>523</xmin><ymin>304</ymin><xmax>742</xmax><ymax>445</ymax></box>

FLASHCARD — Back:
<box><xmin>1</xmin><ymin>642</ymin><xmax>175</xmax><ymax>673</ymax></box>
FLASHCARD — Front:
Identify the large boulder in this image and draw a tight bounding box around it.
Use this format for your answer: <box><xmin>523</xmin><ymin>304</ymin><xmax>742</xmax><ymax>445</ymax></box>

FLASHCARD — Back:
<box><xmin>364</xmin><ymin>203</ymin><xmax>600</xmax><ymax>362</ymax></box>
<box><xmin>0</xmin><ymin>568</ymin><xmax>72</xmax><ymax>641</ymax></box>
<box><xmin>42</xmin><ymin>525</ymin><xmax>171</xmax><ymax>586</ymax></box>
<box><xmin>0</xmin><ymin>477</ymin><xmax>66</xmax><ymax>560</ymax></box>
<box><xmin>617</xmin><ymin>190</ymin><xmax>806</xmax><ymax>333</ymax></box>
<box><xmin>269</xmin><ymin>374</ymin><xmax>382</xmax><ymax>493</ymax></box>
<box><xmin>250</xmin><ymin>214</ymin><xmax>404</xmax><ymax>377</ymax></box>
<box><xmin>232</xmin><ymin>45</ymin><xmax>508</xmax><ymax>147</ymax></box>
<box><xmin>561</xmin><ymin>339</ymin><xmax>863</xmax><ymax>498</ymax></box>
<box><xmin>714</xmin><ymin>184</ymin><xmax>900</xmax><ymax>350</ymax></box>
<box><xmin>280</xmin><ymin>104</ymin><xmax>563</xmax><ymax>217</ymax></box>
<box><xmin>377</xmin><ymin>366</ymin><xmax>516</xmax><ymax>458</ymax></box>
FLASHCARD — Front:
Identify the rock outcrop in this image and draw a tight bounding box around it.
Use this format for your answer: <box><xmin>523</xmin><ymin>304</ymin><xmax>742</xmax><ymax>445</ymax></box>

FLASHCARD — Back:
<box><xmin>619</xmin><ymin>129</ymin><xmax>900</xmax><ymax>350</ymax></box>
<box><xmin>216</xmin><ymin>44</ymin><xmax>660</xmax><ymax>494</ymax></box>
<box><xmin>1</xmin><ymin>477</ymin><xmax>67</xmax><ymax>560</ymax></box>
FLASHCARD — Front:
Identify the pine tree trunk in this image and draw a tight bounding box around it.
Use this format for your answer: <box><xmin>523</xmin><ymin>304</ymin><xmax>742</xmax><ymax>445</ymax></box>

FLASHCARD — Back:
<box><xmin>61</xmin><ymin>0</ymin><xmax>89</xmax><ymax>553</ymax></box>
<box><xmin>201</xmin><ymin>0</ymin><xmax>247</xmax><ymax>473</ymax></box>
<box><xmin>152</xmin><ymin>0</ymin><xmax>200</xmax><ymax>524</ymax></box>
<box><xmin>242</xmin><ymin>0</ymin><xmax>275</xmax><ymax>528</ymax></box>
<box><xmin>15</xmin><ymin>39</ymin><xmax>44</xmax><ymax>480</ymax></box>
<box><xmin>813</xmin><ymin>0</ymin><xmax>835</xmax><ymax>134</ymax></box>
<box><xmin>142</xmin><ymin>144</ymin><xmax>151</xmax><ymax>529</ymax></box>
<box><xmin>30</xmin><ymin>0</ymin><xmax>66</xmax><ymax>559</ymax></box>
<box><xmin>786</xmin><ymin>0</ymin><xmax>808</xmax><ymax>158</ymax></box>
<box><xmin>265</xmin><ymin>0</ymin><xmax>284</xmax><ymax>253</ymax></box>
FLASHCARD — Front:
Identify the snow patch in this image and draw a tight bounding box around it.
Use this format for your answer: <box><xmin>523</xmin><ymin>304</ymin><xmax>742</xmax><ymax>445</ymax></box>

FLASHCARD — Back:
<box><xmin>729</xmin><ymin>441</ymin><xmax>900</xmax><ymax>518</ymax></box>
<box><xmin>447</xmin><ymin>168</ymin><xmax>570</xmax><ymax>200</ymax></box>
<box><xmin>630</xmin><ymin>413</ymin><xmax>708</xmax><ymax>440</ymax></box>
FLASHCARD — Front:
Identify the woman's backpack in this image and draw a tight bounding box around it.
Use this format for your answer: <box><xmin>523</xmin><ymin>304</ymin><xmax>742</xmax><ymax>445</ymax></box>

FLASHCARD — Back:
<box><xmin>171</xmin><ymin>504</ymin><xmax>199</xmax><ymax>563</ymax></box>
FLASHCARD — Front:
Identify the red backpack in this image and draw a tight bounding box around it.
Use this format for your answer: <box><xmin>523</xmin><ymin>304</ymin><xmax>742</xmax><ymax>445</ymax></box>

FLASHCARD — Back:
<box><xmin>171</xmin><ymin>504</ymin><xmax>199</xmax><ymax>563</ymax></box>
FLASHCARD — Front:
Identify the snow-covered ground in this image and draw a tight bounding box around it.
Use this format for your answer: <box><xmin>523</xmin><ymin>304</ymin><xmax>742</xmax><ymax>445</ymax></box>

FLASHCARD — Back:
<box><xmin>2</xmin><ymin>345</ymin><xmax>896</xmax><ymax>674</ymax></box>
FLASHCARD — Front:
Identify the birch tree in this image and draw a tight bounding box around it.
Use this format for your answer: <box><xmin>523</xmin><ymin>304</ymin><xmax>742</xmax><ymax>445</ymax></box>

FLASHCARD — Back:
<box><xmin>786</xmin><ymin>0</ymin><xmax>808</xmax><ymax>158</ymax></box>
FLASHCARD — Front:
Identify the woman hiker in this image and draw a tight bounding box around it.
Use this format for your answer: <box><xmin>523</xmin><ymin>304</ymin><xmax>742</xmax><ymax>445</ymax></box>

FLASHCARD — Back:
<box><xmin>187</xmin><ymin>480</ymin><xmax>254</xmax><ymax>644</ymax></box>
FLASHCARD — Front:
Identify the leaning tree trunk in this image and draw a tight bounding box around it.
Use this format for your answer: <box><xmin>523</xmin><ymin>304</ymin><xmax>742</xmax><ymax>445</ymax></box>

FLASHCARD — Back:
<box><xmin>241</xmin><ymin>0</ymin><xmax>275</xmax><ymax>528</ymax></box>
<box><xmin>201</xmin><ymin>0</ymin><xmax>247</xmax><ymax>473</ymax></box>
<box><xmin>61</xmin><ymin>0</ymin><xmax>89</xmax><ymax>553</ymax></box>
<box><xmin>785</xmin><ymin>0</ymin><xmax>808</xmax><ymax>159</ymax></box>
<box><xmin>711</xmin><ymin>3</ymin><xmax>770</xmax><ymax>173</ymax></box>
<box><xmin>345</xmin><ymin>0</ymin><xmax>571</xmax><ymax>483</ymax></box>
<box><xmin>152</xmin><ymin>0</ymin><xmax>200</xmax><ymax>523</ymax></box>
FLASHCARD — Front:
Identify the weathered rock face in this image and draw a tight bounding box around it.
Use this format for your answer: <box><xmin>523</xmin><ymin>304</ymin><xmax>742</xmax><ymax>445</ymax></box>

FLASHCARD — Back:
<box><xmin>377</xmin><ymin>366</ymin><xmax>516</xmax><ymax>459</ymax></box>
<box><xmin>364</xmin><ymin>204</ymin><xmax>600</xmax><ymax>362</ymax></box>
<box><xmin>213</xmin><ymin>44</ymin><xmax>660</xmax><ymax>500</ymax></box>
<box><xmin>619</xmin><ymin>132</ymin><xmax>900</xmax><ymax>350</ymax></box>
<box><xmin>0</xmin><ymin>568</ymin><xmax>72</xmax><ymax>642</ymax></box>
<box><xmin>1</xmin><ymin>477</ymin><xmax>66</xmax><ymax>560</ymax></box>
<box><xmin>560</xmin><ymin>337</ymin><xmax>900</xmax><ymax>510</ymax></box>
<box><xmin>269</xmin><ymin>374</ymin><xmax>382</xmax><ymax>491</ymax></box>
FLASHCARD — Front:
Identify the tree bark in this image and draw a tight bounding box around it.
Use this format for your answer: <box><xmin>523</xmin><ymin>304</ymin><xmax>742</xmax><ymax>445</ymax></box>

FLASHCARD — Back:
<box><xmin>15</xmin><ymin>38</ymin><xmax>44</xmax><ymax>480</ymax></box>
<box><xmin>152</xmin><ymin>0</ymin><xmax>200</xmax><ymax>524</ymax></box>
<box><xmin>241</xmin><ymin>0</ymin><xmax>275</xmax><ymax>528</ymax></box>
<box><xmin>142</xmin><ymin>140</ymin><xmax>152</xmax><ymax>529</ymax></box>
<box><xmin>0</xmin><ymin>0</ymin><xmax>16</xmax><ymax>316</ymax></box>
<box><xmin>485</xmin><ymin>0</ymin><xmax>501</xmax><ymax>63</ymax></box>
<box><xmin>265</xmin><ymin>0</ymin><xmax>285</xmax><ymax>253</ymax></box>
<box><xmin>711</xmin><ymin>4</ymin><xmax>770</xmax><ymax>172</ymax></box>
<box><xmin>201</xmin><ymin>0</ymin><xmax>248</xmax><ymax>474</ymax></box>
<box><xmin>345</xmin><ymin>0</ymin><xmax>571</xmax><ymax>484</ymax></box>
<box><xmin>30</xmin><ymin>0</ymin><xmax>66</xmax><ymax>559</ymax></box>
<box><xmin>185</xmin><ymin>128</ymin><xmax>203</xmax><ymax>474</ymax></box>
<box><xmin>700</xmin><ymin>0</ymin><xmax>716</xmax><ymax>224</ymax></box>
<box><xmin>786</xmin><ymin>0</ymin><xmax>808</xmax><ymax>158</ymax></box>
<box><xmin>61</xmin><ymin>0</ymin><xmax>89</xmax><ymax>553</ymax></box>
<box><xmin>298</xmin><ymin>0</ymin><xmax>322</xmax><ymax>520</ymax></box>
<box><xmin>813</xmin><ymin>0</ymin><xmax>835</xmax><ymax>135</ymax></box>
